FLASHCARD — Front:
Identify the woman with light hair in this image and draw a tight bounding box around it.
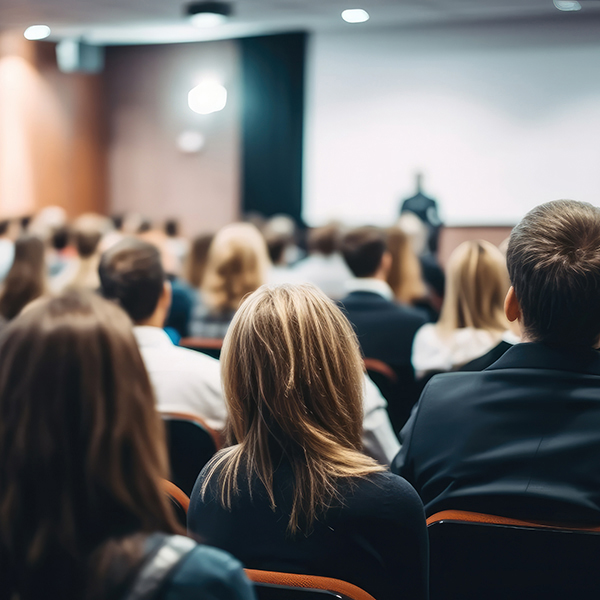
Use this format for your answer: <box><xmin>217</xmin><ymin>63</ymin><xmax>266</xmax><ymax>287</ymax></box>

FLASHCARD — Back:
<box><xmin>188</xmin><ymin>284</ymin><xmax>428</xmax><ymax>600</ymax></box>
<box><xmin>412</xmin><ymin>239</ymin><xmax>519</xmax><ymax>378</ymax></box>
<box><xmin>189</xmin><ymin>223</ymin><xmax>270</xmax><ymax>339</ymax></box>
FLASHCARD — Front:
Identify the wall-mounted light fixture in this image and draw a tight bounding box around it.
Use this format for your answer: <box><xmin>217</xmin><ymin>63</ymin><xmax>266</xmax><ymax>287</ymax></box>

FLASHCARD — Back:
<box><xmin>188</xmin><ymin>81</ymin><xmax>228</xmax><ymax>114</ymax></box>
<box><xmin>185</xmin><ymin>1</ymin><xmax>233</xmax><ymax>27</ymax></box>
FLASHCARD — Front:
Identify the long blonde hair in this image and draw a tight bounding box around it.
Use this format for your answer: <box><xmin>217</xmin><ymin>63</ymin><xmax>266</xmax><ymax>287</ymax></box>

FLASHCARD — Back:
<box><xmin>386</xmin><ymin>227</ymin><xmax>427</xmax><ymax>304</ymax></box>
<box><xmin>201</xmin><ymin>223</ymin><xmax>270</xmax><ymax>313</ymax></box>
<box><xmin>202</xmin><ymin>284</ymin><xmax>384</xmax><ymax>533</ymax></box>
<box><xmin>437</xmin><ymin>239</ymin><xmax>510</xmax><ymax>334</ymax></box>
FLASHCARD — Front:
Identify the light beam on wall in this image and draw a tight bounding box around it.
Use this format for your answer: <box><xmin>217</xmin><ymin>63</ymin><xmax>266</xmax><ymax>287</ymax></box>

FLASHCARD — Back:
<box><xmin>188</xmin><ymin>81</ymin><xmax>227</xmax><ymax>114</ymax></box>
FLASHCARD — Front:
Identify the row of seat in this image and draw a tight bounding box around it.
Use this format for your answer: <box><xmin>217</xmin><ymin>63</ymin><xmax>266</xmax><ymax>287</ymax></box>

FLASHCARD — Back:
<box><xmin>163</xmin><ymin>480</ymin><xmax>600</xmax><ymax>600</ymax></box>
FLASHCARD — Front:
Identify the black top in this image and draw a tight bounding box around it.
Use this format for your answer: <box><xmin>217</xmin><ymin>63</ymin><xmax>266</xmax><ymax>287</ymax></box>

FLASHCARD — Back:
<box><xmin>188</xmin><ymin>458</ymin><xmax>428</xmax><ymax>600</ymax></box>
<box><xmin>393</xmin><ymin>342</ymin><xmax>600</xmax><ymax>524</ymax></box>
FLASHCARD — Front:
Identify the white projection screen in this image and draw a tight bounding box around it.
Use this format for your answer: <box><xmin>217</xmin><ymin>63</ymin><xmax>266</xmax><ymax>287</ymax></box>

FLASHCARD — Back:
<box><xmin>303</xmin><ymin>19</ymin><xmax>600</xmax><ymax>227</ymax></box>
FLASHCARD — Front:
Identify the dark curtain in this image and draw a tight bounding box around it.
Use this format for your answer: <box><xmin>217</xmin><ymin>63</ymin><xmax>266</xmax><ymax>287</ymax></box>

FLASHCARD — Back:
<box><xmin>239</xmin><ymin>32</ymin><xmax>307</xmax><ymax>223</ymax></box>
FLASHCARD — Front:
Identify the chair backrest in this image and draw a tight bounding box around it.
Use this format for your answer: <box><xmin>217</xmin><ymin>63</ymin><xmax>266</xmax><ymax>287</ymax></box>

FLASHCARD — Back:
<box><xmin>179</xmin><ymin>337</ymin><xmax>223</xmax><ymax>360</ymax></box>
<box><xmin>161</xmin><ymin>480</ymin><xmax>190</xmax><ymax>527</ymax></box>
<box><xmin>245</xmin><ymin>569</ymin><xmax>377</xmax><ymax>600</ymax></box>
<box><xmin>161</xmin><ymin>412</ymin><xmax>218</xmax><ymax>496</ymax></box>
<box><xmin>427</xmin><ymin>509</ymin><xmax>600</xmax><ymax>600</ymax></box>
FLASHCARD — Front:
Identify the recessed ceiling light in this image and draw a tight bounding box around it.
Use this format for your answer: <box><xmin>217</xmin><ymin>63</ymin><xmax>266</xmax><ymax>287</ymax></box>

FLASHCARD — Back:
<box><xmin>185</xmin><ymin>1</ymin><xmax>232</xmax><ymax>28</ymax></box>
<box><xmin>24</xmin><ymin>25</ymin><xmax>51</xmax><ymax>40</ymax></box>
<box><xmin>188</xmin><ymin>81</ymin><xmax>228</xmax><ymax>115</ymax></box>
<box><xmin>553</xmin><ymin>0</ymin><xmax>581</xmax><ymax>11</ymax></box>
<box><xmin>341</xmin><ymin>9</ymin><xmax>370</xmax><ymax>24</ymax></box>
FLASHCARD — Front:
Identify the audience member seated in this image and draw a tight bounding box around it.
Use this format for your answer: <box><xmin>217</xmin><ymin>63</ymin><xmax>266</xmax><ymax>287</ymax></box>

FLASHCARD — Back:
<box><xmin>386</xmin><ymin>226</ymin><xmax>436</xmax><ymax>320</ymax></box>
<box><xmin>46</xmin><ymin>225</ymin><xmax>76</xmax><ymax>278</ymax></box>
<box><xmin>393</xmin><ymin>200</ymin><xmax>600</xmax><ymax>524</ymax></box>
<box><xmin>164</xmin><ymin>218</ymin><xmax>190</xmax><ymax>277</ymax></box>
<box><xmin>0</xmin><ymin>290</ymin><xmax>254</xmax><ymax>600</ymax></box>
<box><xmin>99</xmin><ymin>238</ymin><xmax>227</xmax><ymax>432</ymax></box>
<box><xmin>185</xmin><ymin>232</ymin><xmax>214</xmax><ymax>289</ymax></box>
<box><xmin>0</xmin><ymin>235</ymin><xmax>45</xmax><ymax>326</ymax></box>
<box><xmin>339</xmin><ymin>226</ymin><xmax>428</xmax><ymax>425</ymax></box>
<box><xmin>188</xmin><ymin>284</ymin><xmax>428</xmax><ymax>600</ymax></box>
<box><xmin>50</xmin><ymin>214</ymin><xmax>112</xmax><ymax>292</ymax></box>
<box><xmin>412</xmin><ymin>239</ymin><xmax>518</xmax><ymax>379</ymax></box>
<box><xmin>189</xmin><ymin>223</ymin><xmax>270</xmax><ymax>339</ymax></box>
<box><xmin>293</xmin><ymin>223</ymin><xmax>353</xmax><ymax>300</ymax></box>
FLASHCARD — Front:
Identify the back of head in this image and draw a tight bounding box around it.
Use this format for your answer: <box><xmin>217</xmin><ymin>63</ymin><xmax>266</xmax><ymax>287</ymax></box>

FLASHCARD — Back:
<box><xmin>202</xmin><ymin>223</ymin><xmax>270</xmax><ymax>313</ymax></box>
<box><xmin>0</xmin><ymin>290</ymin><xmax>178</xmax><ymax>599</ymax></box>
<box><xmin>99</xmin><ymin>238</ymin><xmax>165</xmax><ymax>323</ymax></box>
<box><xmin>0</xmin><ymin>235</ymin><xmax>46</xmax><ymax>320</ymax></box>
<box><xmin>307</xmin><ymin>224</ymin><xmax>341</xmax><ymax>257</ymax></box>
<box><xmin>186</xmin><ymin>233</ymin><xmax>214</xmax><ymax>288</ymax></box>
<box><xmin>507</xmin><ymin>199</ymin><xmax>600</xmax><ymax>347</ymax></box>
<box><xmin>208</xmin><ymin>284</ymin><xmax>383</xmax><ymax>533</ymax></box>
<box><xmin>341</xmin><ymin>226</ymin><xmax>387</xmax><ymax>278</ymax></box>
<box><xmin>438</xmin><ymin>239</ymin><xmax>510</xmax><ymax>333</ymax></box>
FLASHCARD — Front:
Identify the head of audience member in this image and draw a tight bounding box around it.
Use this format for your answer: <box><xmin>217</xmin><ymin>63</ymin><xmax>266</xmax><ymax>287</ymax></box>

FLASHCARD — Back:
<box><xmin>506</xmin><ymin>199</ymin><xmax>600</xmax><ymax>348</ymax></box>
<box><xmin>0</xmin><ymin>290</ymin><xmax>180</xmax><ymax>599</ymax></box>
<box><xmin>185</xmin><ymin>233</ymin><xmax>214</xmax><ymax>288</ymax></box>
<box><xmin>262</xmin><ymin>215</ymin><xmax>297</xmax><ymax>266</ymax></box>
<box><xmin>204</xmin><ymin>284</ymin><xmax>383</xmax><ymax>533</ymax></box>
<box><xmin>0</xmin><ymin>235</ymin><xmax>46</xmax><ymax>321</ymax></box>
<box><xmin>201</xmin><ymin>223</ymin><xmax>270</xmax><ymax>314</ymax></box>
<box><xmin>164</xmin><ymin>219</ymin><xmax>179</xmax><ymax>238</ymax></box>
<box><xmin>386</xmin><ymin>226</ymin><xmax>427</xmax><ymax>305</ymax></box>
<box><xmin>341</xmin><ymin>226</ymin><xmax>391</xmax><ymax>280</ymax></box>
<box><xmin>50</xmin><ymin>226</ymin><xmax>71</xmax><ymax>253</ymax></box>
<box><xmin>99</xmin><ymin>238</ymin><xmax>169</xmax><ymax>328</ymax></box>
<box><xmin>307</xmin><ymin>223</ymin><xmax>341</xmax><ymax>257</ymax></box>
<box><xmin>438</xmin><ymin>239</ymin><xmax>510</xmax><ymax>334</ymax></box>
<box><xmin>0</xmin><ymin>220</ymin><xmax>10</xmax><ymax>239</ymax></box>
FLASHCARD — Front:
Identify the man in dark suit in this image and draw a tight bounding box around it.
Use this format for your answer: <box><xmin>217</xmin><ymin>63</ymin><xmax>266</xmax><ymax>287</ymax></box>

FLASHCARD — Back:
<box><xmin>339</xmin><ymin>226</ymin><xmax>427</xmax><ymax>432</ymax></box>
<box><xmin>393</xmin><ymin>199</ymin><xmax>600</xmax><ymax>523</ymax></box>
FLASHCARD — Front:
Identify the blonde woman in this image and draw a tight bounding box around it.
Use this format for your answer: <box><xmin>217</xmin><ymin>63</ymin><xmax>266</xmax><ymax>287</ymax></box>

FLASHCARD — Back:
<box><xmin>412</xmin><ymin>239</ymin><xmax>519</xmax><ymax>377</ymax></box>
<box><xmin>189</xmin><ymin>223</ymin><xmax>270</xmax><ymax>339</ymax></box>
<box><xmin>188</xmin><ymin>284</ymin><xmax>428</xmax><ymax>600</ymax></box>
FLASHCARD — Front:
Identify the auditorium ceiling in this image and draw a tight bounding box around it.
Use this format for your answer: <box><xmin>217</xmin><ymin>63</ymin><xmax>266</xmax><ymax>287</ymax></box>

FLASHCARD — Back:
<box><xmin>1</xmin><ymin>0</ymin><xmax>599</xmax><ymax>44</ymax></box>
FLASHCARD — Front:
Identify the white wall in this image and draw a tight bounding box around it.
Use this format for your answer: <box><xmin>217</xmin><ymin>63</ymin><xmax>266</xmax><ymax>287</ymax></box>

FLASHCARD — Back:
<box><xmin>304</xmin><ymin>18</ymin><xmax>600</xmax><ymax>227</ymax></box>
<box><xmin>106</xmin><ymin>40</ymin><xmax>241</xmax><ymax>236</ymax></box>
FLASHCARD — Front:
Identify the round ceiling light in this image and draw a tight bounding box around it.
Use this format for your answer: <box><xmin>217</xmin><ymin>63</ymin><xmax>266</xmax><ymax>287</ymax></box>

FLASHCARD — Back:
<box><xmin>188</xmin><ymin>81</ymin><xmax>228</xmax><ymax>115</ymax></box>
<box><xmin>552</xmin><ymin>0</ymin><xmax>582</xmax><ymax>10</ymax></box>
<box><xmin>24</xmin><ymin>25</ymin><xmax>51</xmax><ymax>40</ymax></box>
<box><xmin>341</xmin><ymin>9</ymin><xmax>370</xmax><ymax>23</ymax></box>
<box><xmin>185</xmin><ymin>1</ymin><xmax>232</xmax><ymax>27</ymax></box>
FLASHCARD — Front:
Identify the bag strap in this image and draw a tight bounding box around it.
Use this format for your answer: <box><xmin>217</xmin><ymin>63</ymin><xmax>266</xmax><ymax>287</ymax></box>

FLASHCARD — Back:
<box><xmin>123</xmin><ymin>535</ymin><xmax>197</xmax><ymax>600</ymax></box>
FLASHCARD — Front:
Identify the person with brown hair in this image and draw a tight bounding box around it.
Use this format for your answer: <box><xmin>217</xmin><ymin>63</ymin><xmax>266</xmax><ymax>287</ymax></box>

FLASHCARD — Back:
<box><xmin>411</xmin><ymin>239</ymin><xmax>518</xmax><ymax>378</ymax></box>
<box><xmin>394</xmin><ymin>200</ymin><xmax>600</xmax><ymax>523</ymax></box>
<box><xmin>0</xmin><ymin>290</ymin><xmax>254</xmax><ymax>600</ymax></box>
<box><xmin>0</xmin><ymin>234</ymin><xmax>46</xmax><ymax>323</ymax></box>
<box><xmin>188</xmin><ymin>284</ymin><xmax>428</xmax><ymax>600</ymax></box>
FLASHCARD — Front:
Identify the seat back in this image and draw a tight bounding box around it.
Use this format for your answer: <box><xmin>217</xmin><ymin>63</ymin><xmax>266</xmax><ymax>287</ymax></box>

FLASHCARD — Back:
<box><xmin>161</xmin><ymin>480</ymin><xmax>190</xmax><ymax>527</ymax></box>
<box><xmin>427</xmin><ymin>510</ymin><xmax>600</xmax><ymax>600</ymax></box>
<box><xmin>245</xmin><ymin>570</ymin><xmax>377</xmax><ymax>600</ymax></box>
<box><xmin>161</xmin><ymin>412</ymin><xmax>218</xmax><ymax>496</ymax></box>
<box><xmin>179</xmin><ymin>337</ymin><xmax>223</xmax><ymax>359</ymax></box>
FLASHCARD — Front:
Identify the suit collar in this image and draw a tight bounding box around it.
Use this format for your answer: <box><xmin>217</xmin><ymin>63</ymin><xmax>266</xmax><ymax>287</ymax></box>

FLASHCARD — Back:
<box><xmin>486</xmin><ymin>342</ymin><xmax>600</xmax><ymax>375</ymax></box>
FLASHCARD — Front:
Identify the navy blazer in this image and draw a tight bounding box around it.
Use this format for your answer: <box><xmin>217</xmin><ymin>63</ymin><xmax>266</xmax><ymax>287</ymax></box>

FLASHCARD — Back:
<box><xmin>393</xmin><ymin>342</ymin><xmax>600</xmax><ymax>524</ymax></box>
<box><xmin>339</xmin><ymin>291</ymin><xmax>427</xmax><ymax>369</ymax></box>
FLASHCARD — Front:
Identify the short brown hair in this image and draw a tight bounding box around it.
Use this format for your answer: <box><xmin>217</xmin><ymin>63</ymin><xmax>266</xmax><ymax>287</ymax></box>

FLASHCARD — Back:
<box><xmin>341</xmin><ymin>226</ymin><xmax>387</xmax><ymax>278</ymax></box>
<box><xmin>506</xmin><ymin>199</ymin><xmax>600</xmax><ymax>347</ymax></box>
<box><xmin>99</xmin><ymin>238</ymin><xmax>165</xmax><ymax>323</ymax></box>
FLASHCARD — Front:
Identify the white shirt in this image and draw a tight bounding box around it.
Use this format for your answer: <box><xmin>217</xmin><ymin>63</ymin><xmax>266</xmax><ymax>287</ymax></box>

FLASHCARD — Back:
<box><xmin>412</xmin><ymin>324</ymin><xmax>520</xmax><ymax>378</ymax></box>
<box><xmin>362</xmin><ymin>375</ymin><xmax>401</xmax><ymax>465</ymax></box>
<box><xmin>344</xmin><ymin>278</ymin><xmax>395</xmax><ymax>301</ymax></box>
<box><xmin>134</xmin><ymin>326</ymin><xmax>227</xmax><ymax>431</ymax></box>
<box><xmin>293</xmin><ymin>253</ymin><xmax>353</xmax><ymax>300</ymax></box>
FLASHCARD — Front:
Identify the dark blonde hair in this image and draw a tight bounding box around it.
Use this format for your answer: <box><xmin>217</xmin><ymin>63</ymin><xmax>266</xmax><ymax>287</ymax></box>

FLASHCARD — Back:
<box><xmin>386</xmin><ymin>227</ymin><xmax>427</xmax><ymax>304</ymax></box>
<box><xmin>437</xmin><ymin>239</ymin><xmax>510</xmax><ymax>334</ymax></box>
<box><xmin>0</xmin><ymin>290</ymin><xmax>180</xmax><ymax>599</ymax></box>
<box><xmin>201</xmin><ymin>223</ymin><xmax>270</xmax><ymax>313</ymax></box>
<box><xmin>202</xmin><ymin>284</ymin><xmax>383</xmax><ymax>533</ymax></box>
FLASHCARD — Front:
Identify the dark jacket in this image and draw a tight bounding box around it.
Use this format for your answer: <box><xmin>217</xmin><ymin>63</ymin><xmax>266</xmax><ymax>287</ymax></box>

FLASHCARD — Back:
<box><xmin>393</xmin><ymin>342</ymin><xmax>600</xmax><ymax>524</ymax></box>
